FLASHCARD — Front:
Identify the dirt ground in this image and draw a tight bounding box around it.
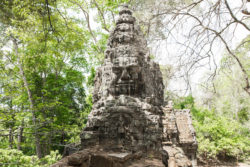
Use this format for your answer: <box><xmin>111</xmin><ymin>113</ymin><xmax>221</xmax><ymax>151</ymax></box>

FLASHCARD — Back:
<box><xmin>198</xmin><ymin>163</ymin><xmax>250</xmax><ymax>167</ymax></box>
<box><xmin>237</xmin><ymin>163</ymin><xmax>250</xmax><ymax>167</ymax></box>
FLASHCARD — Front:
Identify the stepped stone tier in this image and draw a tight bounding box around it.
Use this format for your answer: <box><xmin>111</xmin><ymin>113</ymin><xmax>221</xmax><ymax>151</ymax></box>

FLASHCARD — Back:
<box><xmin>51</xmin><ymin>4</ymin><xmax>197</xmax><ymax>167</ymax></box>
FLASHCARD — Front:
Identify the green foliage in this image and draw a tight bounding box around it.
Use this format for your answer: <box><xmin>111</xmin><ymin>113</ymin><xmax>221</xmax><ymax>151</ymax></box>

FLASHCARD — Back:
<box><xmin>238</xmin><ymin>107</ymin><xmax>249</xmax><ymax>123</ymax></box>
<box><xmin>87</xmin><ymin>67</ymin><xmax>96</xmax><ymax>86</ymax></box>
<box><xmin>0</xmin><ymin>0</ymin><xmax>130</xmax><ymax>160</ymax></box>
<box><xmin>174</xmin><ymin>96</ymin><xmax>250</xmax><ymax>161</ymax></box>
<box><xmin>173</xmin><ymin>95</ymin><xmax>194</xmax><ymax>109</ymax></box>
<box><xmin>194</xmin><ymin>111</ymin><xmax>250</xmax><ymax>160</ymax></box>
<box><xmin>208</xmin><ymin>35</ymin><xmax>250</xmax><ymax>122</ymax></box>
<box><xmin>0</xmin><ymin>149</ymin><xmax>61</xmax><ymax>167</ymax></box>
<box><xmin>185</xmin><ymin>35</ymin><xmax>250</xmax><ymax>161</ymax></box>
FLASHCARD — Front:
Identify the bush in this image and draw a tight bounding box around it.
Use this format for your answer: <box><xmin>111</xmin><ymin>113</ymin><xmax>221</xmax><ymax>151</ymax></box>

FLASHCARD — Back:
<box><xmin>0</xmin><ymin>149</ymin><xmax>61</xmax><ymax>167</ymax></box>
<box><xmin>194</xmin><ymin>114</ymin><xmax>250</xmax><ymax>160</ymax></box>
<box><xmin>173</xmin><ymin>95</ymin><xmax>250</xmax><ymax>161</ymax></box>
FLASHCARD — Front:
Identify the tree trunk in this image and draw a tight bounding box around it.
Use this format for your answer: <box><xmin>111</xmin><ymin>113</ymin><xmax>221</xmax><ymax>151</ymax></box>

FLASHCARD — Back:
<box><xmin>13</xmin><ymin>38</ymin><xmax>42</xmax><ymax>158</ymax></box>
<box><xmin>17</xmin><ymin>119</ymin><xmax>24</xmax><ymax>150</ymax></box>
<box><xmin>8</xmin><ymin>100</ymin><xmax>14</xmax><ymax>149</ymax></box>
<box><xmin>8</xmin><ymin>127</ymin><xmax>13</xmax><ymax>149</ymax></box>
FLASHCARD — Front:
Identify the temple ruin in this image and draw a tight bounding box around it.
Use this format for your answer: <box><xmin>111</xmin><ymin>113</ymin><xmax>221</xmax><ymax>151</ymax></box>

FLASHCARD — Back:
<box><xmin>52</xmin><ymin>4</ymin><xmax>197</xmax><ymax>167</ymax></box>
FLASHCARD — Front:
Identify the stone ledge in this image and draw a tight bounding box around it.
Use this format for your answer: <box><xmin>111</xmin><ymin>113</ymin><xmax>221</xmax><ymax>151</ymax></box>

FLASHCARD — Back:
<box><xmin>51</xmin><ymin>148</ymin><xmax>164</xmax><ymax>167</ymax></box>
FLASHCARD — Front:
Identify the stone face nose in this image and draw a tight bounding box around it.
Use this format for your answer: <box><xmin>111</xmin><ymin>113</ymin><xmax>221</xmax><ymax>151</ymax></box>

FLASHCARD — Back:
<box><xmin>119</xmin><ymin>68</ymin><xmax>130</xmax><ymax>81</ymax></box>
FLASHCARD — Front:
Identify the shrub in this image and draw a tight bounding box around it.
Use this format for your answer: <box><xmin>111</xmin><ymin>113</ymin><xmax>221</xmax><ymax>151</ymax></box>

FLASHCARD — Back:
<box><xmin>173</xmin><ymin>95</ymin><xmax>250</xmax><ymax>161</ymax></box>
<box><xmin>0</xmin><ymin>149</ymin><xmax>61</xmax><ymax>167</ymax></box>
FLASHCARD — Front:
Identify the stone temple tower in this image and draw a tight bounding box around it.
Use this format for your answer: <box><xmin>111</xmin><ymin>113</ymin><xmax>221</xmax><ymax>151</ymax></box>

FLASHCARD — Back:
<box><xmin>81</xmin><ymin>4</ymin><xmax>165</xmax><ymax>153</ymax></box>
<box><xmin>52</xmin><ymin>4</ymin><xmax>197</xmax><ymax>167</ymax></box>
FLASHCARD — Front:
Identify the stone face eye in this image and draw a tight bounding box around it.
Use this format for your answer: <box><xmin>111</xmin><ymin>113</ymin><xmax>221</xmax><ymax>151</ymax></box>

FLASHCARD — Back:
<box><xmin>112</xmin><ymin>66</ymin><xmax>122</xmax><ymax>74</ymax></box>
<box><xmin>127</xmin><ymin>66</ymin><xmax>141</xmax><ymax>73</ymax></box>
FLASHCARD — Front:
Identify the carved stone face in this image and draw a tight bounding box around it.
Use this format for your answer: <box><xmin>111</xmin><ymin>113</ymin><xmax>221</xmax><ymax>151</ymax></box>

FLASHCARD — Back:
<box><xmin>116</xmin><ymin>13</ymin><xmax>135</xmax><ymax>24</ymax></box>
<box><xmin>111</xmin><ymin>57</ymin><xmax>142</xmax><ymax>96</ymax></box>
<box><xmin>107</xmin><ymin>45</ymin><xmax>143</xmax><ymax>96</ymax></box>
<box><xmin>112</xmin><ymin>65</ymin><xmax>141</xmax><ymax>96</ymax></box>
<box><xmin>114</xmin><ymin>30</ymin><xmax>134</xmax><ymax>43</ymax></box>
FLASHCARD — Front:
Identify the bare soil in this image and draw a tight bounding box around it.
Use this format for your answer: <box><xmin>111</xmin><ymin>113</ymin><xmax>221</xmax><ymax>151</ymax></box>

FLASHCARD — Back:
<box><xmin>197</xmin><ymin>162</ymin><xmax>250</xmax><ymax>167</ymax></box>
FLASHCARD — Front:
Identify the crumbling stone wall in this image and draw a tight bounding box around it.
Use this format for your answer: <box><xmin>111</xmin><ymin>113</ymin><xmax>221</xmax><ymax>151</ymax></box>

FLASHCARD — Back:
<box><xmin>162</xmin><ymin>103</ymin><xmax>198</xmax><ymax>166</ymax></box>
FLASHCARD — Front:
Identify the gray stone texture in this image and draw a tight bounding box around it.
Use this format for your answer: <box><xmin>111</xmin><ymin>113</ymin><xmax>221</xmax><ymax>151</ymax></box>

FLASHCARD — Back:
<box><xmin>82</xmin><ymin>4</ymin><xmax>164</xmax><ymax>153</ymax></box>
<box><xmin>162</xmin><ymin>103</ymin><xmax>198</xmax><ymax>166</ymax></box>
<box><xmin>51</xmin><ymin>4</ymin><xmax>197</xmax><ymax>167</ymax></box>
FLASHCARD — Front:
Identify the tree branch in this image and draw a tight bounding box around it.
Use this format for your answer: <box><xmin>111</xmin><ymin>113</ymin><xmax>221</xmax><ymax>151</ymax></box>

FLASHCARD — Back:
<box><xmin>69</xmin><ymin>0</ymin><xmax>102</xmax><ymax>53</ymax></box>
<box><xmin>92</xmin><ymin>0</ymin><xmax>110</xmax><ymax>32</ymax></box>
<box><xmin>225</xmin><ymin>0</ymin><xmax>250</xmax><ymax>31</ymax></box>
<box><xmin>176</xmin><ymin>12</ymin><xmax>250</xmax><ymax>95</ymax></box>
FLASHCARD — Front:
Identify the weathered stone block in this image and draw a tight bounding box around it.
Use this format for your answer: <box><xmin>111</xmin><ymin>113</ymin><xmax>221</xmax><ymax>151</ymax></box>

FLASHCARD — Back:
<box><xmin>89</xmin><ymin>155</ymin><xmax>113</xmax><ymax>167</ymax></box>
<box><xmin>68</xmin><ymin>154</ymin><xmax>83</xmax><ymax>166</ymax></box>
